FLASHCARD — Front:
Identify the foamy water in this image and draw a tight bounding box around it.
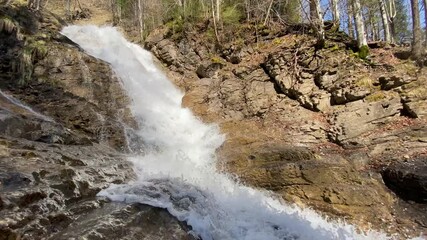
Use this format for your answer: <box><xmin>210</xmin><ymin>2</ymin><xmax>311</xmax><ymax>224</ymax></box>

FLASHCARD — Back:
<box><xmin>61</xmin><ymin>25</ymin><xmax>391</xmax><ymax>240</ymax></box>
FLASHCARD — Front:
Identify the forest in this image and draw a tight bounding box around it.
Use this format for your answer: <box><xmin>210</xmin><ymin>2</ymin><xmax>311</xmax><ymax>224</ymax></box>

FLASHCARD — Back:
<box><xmin>31</xmin><ymin>0</ymin><xmax>424</xmax><ymax>62</ymax></box>
<box><xmin>0</xmin><ymin>0</ymin><xmax>417</xmax><ymax>63</ymax></box>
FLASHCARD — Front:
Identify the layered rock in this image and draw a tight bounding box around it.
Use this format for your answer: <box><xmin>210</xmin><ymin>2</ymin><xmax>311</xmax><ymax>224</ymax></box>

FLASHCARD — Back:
<box><xmin>146</xmin><ymin>26</ymin><xmax>427</xmax><ymax>237</ymax></box>
<box><xmin>0</xmin><ymin>4</ymin><xmax>194</xmax><ymax>240</ymax></box>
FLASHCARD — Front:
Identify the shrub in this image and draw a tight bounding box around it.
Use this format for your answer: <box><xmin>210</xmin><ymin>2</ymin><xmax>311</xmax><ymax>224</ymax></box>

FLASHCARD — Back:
<box><xmin>222</xmin><ymin>6</ymin><xmax>243</xmax><ymax>26</ymax></box>
<box><xmin>358</xmin><ymin>45</ymin><xmax>369</xmax><ymax>59</ymax></box>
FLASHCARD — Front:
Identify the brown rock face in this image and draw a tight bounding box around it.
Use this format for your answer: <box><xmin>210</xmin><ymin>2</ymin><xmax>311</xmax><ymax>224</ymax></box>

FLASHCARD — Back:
<box><xmin>146</xmin><ymin>26</ymin><xmax>427</xmax><ymax>237</ymax></box>
<box><xmin>0</xmin><ymin>5</ymin><xmax>136</xmax><ymax>151</ymax></box>
<box><xmin>0</xmin><ymin>5</ymin><xmax>194</xmax><ymax>240</ymax></box>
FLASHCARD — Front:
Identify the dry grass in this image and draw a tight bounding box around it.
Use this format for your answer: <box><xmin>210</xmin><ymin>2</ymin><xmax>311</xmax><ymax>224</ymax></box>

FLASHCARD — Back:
<box><xmin>365</xmin><ymin>91</ymin><xmax>386</xmax><ymax>102</ymax></box>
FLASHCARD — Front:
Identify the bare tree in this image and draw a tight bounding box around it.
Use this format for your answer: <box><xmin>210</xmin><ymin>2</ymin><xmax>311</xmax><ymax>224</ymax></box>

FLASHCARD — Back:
<box><xmin>347</xmin><ymin>0</ymin><xmax>354</xmax><ymax>38</ymax></box>
<box><xmin>410</xmin><ymin>0</ymin><xmax>422</xmax><ymax>60</ymax></box>
<box><xmin>211</xmin><ymin>0</ymin><xmax>220</xmax><ymax>42</ymax></box>
<box><xmin>263</xmin><ymin>0</ymin><xmax>274</xmax><ymax>25</ymax></box>
<box><xmin>379</xmin><ymin>0</ymin><xmax>391</xmax><ymax>42</ymax></box>
<box><xmin>331</xmin><ymin>0</ymin><xmax>340</xmax><ymax>27</ymax></box>
<box><xmin>137</xmin><ymin>0</ymin><xmax>144</xmax><ymax>40</ymax></box>
<box><xmin>215</xmin><ymin>0</ymin><xmax>220</xmax><ymax>22</ymax></box>
<box><xmin>386</xmin><ymin>0</ymin><xmax>396</xmax><ymax>43</ymax></box>
<box><xmin>423</xmin><ymin>0</ymin><xmax>427</xmax><ymax>47</ymax></box>
<box><xmin>352</xmin><ymin>0</ymin><xmax>367</xmax><ymax>47</ymax></box>
<box><xmin>308</xmin><ymin>0</ymin><xmax>324</xmax><ymax>46</ymax></box>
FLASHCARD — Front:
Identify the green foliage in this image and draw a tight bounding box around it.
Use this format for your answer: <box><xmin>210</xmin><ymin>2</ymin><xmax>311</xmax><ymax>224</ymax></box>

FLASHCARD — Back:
<box><xmin>18</xmin><ymin>39</ymin><xmax>48</xmax><ymax>85</ymax></box>
<box><xmin>358</xmin><ymin>45</ymin><xmax>369</xmax><ymax>59</ymax></box>
<box><xmin>211</xmin><ymin>55</ymin><xmax>225</xmax><ymax>64</ymax></box>
<box><xmin>275</xmin><ymin>0</ymin><xmax>300</xmax><ymax>23</ymax></box>
<box><xmin>272</xmin><ymin>38</ymin><xmax>283</xmax><ymax>45</ymax></box>
<box><xmin>365</xmin><ymin>91</ymin><xmax>386</xmax><ymax>102</ymax></box>
<box><xmin>393</xmin><ymin>0</ymin><xmax>410</xmax><ymax>42</ymax></box>
<box><xmin>117</xmin><ymin>0</ymin><xmax>129</xmax><ymax>9</ymax></box>
<box><xmin>165</xmin><ymin>18</ymin><xmax>185</xmax><ymax>37</ymax></box>
<box><xmin>329</xmin><ymin>44</ymin><xmax>340</xmax><ymax>51</ymax></box>
<box><xmin>222</xmin><ymin>6</ymin><xmax>243</xmax><ymax>26</ymax></box>
<box><xmin>0</xmin><ymin>16</ymin><xmax>17</xmax><ymax>34</ymax></box>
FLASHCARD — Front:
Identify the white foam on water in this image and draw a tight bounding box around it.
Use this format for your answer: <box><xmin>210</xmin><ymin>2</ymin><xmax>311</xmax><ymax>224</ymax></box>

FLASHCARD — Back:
<box><xmin>61</xmin><ymin>25</ymin><xmax>392</xmax><ymax>240</ymax></box>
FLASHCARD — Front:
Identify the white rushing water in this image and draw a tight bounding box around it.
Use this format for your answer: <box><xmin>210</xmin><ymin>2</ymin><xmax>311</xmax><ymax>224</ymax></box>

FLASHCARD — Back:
<box><xmin>61</xmin><ymin>25</ymin><xmax>390</xmax><ymax>240</ymax></box>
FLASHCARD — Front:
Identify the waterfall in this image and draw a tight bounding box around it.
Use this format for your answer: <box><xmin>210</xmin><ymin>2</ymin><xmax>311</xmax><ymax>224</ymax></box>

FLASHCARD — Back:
<box><xmin>61</xmin><ymin>25</ymin><xmax>389</xmax><ymax>240</ymax></box>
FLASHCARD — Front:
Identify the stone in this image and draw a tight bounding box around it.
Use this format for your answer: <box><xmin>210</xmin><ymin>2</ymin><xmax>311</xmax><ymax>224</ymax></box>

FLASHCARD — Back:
<box><xmin>379</xmin><ymin>75</ymin><xmax>415</xmax><ymax>90</ymax></box>
<box><xmin>382</xmin><ymin>157</ymin><xmax>427</xmax><ymax>203</ymax></box>
<box><xmin>196</xmin><ymin>62</ymin><xmax>224</xmax><ymax>79</ymax></box>
<box><xmin>50</xmin><ymin>202</ymin><xmax>196</xmax><ymax>240</ymax></box>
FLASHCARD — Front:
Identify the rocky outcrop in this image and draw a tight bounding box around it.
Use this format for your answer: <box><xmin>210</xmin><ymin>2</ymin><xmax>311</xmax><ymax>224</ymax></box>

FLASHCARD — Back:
<box><xmin>0</xmin><ymin>5</ymin><xmax>136</xmax><ymax>151</ymax></box>
<box><xmin>328</xmin><ymin>92</ymin><xmax>402</xmax><ymax>146</ymax></box>
<box><xmin>146</xmin><ymin>26</ymin><xmax>427</xmax><ymax>237</ymax></box>
<box><xmin>0</xmin><ymin>4</ymin><xmax>194</xmax><ymax>240</ymax></box>
<box><xmin>0</xmin><ymin>134</ymin><xmax>194</xmax><ymax>239</ymax></box>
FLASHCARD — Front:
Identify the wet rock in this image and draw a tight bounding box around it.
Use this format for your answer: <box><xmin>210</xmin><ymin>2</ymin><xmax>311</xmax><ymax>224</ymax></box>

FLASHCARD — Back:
<box><xmin>50</xmin><ymin>202</ymin><xmax>196</xmax><ymax>240</ymax></box>
<box><xmin>382</xmin><ymin>157</ymin><xmax>427</xmax><ymax>203</ymax></box>
<box><xmin>0</xmin><ymin>6</ymin><xmax>136</xmax><ymax>151</ymax></box>
<box><xmin>221</xmin><ymin>143</ymin><xmax>394</xmax><ymax>228</ymax></box>
<box><xmin>0</xmin><ymin>137</ymin><xmax>137</xmax><ymax>239</ymax></box>
<box><xmin>144</xmin><ymin>23</ymin><xmax>427</xmax><ymax>237</ymax></box>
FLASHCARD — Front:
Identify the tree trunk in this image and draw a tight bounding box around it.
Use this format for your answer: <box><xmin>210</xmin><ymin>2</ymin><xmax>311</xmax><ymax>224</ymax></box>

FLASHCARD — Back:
<box><xmin>347</xmin><ymin>0</ymin><xmax>354</xmax><ymax>38</ymax></box>
<box><xmin>331</xmin><ymin>0</ymin><xmax>340</xmax><ymax>26</ymax></box>
<box><xmin>309</xmin><ymin>0</ymin><xmax>324</xmax><ymax>46</ymax></box>
<box><xmin>211</xmin><ymin>0</ymin><xmax>220</xmax><ymax>43</ymax></box>
<box><xmin>379</xmin><ymin>0</ymin><xmax>391</xmax><ymax>42</ymax></box>
<box><xmin>137</xmin><ymin>0</ymin><xmax>143</xmax><ymax>41</ymax></box>
<box><xmin>371</xmin><ymin>18</ymin><xmax>378</xmax><ymax>41</ymax></box>
<box><xmin>263</xmin><ymin>0</ymin><xmax>274</xmax><ymax>25</ymax></box>
<box><xmin>410</xmin><ymin>0</ymin><xmax>422</xmax><ymax>60</ymax></box>
<box><xmin>353</xmin><ymin>0</ymin><xmax>367</xmax><ymax>47</ymax></box>
<box><xmin>245</xmin><ymin>0</ymin><xmax>250</xmax><ymax>21</ymax></box>
<box><xmin>66</xmin><ymin>0</ymin><xmax>71</xmax><ymax>19</ymax></box>
<box><xmin>215</xmin><ymin>0</ymin><xmax>220</xmax><ymax>22</ymax></box>
<box><xmin>423</xmin><ymin>0</ymin><xmax>427</xmax><ymax>46</ymax></box>
<box><xmin>387</xmin><ymin>0</ymin><xmax>396</xmax><ymax>43</ymax></box>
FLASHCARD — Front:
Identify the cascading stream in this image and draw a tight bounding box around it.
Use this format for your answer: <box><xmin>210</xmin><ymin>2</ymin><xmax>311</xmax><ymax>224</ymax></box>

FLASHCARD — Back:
<box><xmin>61</xmin><ymin>25</ymin><xmax>389</xmax><ymax>240</ymax></box>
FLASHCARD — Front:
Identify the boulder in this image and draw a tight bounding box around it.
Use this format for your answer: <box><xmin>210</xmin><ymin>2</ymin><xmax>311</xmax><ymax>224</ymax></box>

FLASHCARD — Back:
<box><xmin>382</xmin><ymin>157</ymin><xmax>427</xmax><ymax>203</ymax></box>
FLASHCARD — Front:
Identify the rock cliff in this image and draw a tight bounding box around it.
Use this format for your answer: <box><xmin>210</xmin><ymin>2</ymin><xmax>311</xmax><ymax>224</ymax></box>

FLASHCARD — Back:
<box><xmin>0</xmin><ymin>4</ymin><xmax>194</xmax><ymax>240</ymax></box>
